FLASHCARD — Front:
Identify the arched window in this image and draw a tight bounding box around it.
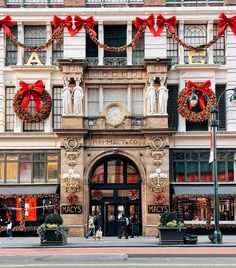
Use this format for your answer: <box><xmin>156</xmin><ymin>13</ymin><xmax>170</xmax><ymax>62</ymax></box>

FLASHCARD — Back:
<box><xmin>184</xmin><ymin>25</ymin><xmax>207</xmax><ymax>64</ymax></box>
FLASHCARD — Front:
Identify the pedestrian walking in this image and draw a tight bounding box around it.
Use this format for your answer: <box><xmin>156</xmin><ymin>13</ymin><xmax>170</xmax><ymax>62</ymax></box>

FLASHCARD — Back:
<box><xmin>118</xmin><ymin>214</ymin><xmax>129</xmax><ymax>239</ymax></box>
<box><xmin>85</xmin><ymin>214</ymin><xmax>95</xmax><ymax>239</ymax></box>
<box><xmin>95</xmin><ymin>212</ymin><xmax>103</xmax><ymax>232</ymax></box>
<box><xmin>6</xmin><ymin>219</ymin><xmax>13</xmax><ymax>239</ymax></box>
<box><xmin>130</xmin><ymin>214</ymin><xmax>139</xmax><ymax>238</ymax></box>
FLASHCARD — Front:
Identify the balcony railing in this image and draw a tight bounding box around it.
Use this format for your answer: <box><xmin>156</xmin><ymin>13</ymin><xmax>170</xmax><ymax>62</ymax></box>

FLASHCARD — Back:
<box><xmin>87</xmin><ymin>0</ymin><xmax>144</xmax><ymax>5</ymax></box>
<box><xmin>166</xmin><ymin>0</ymin><xmax>223</xmax><ymax>4</ymax></box>
<box><xmin>103</xmin><ymin>57</ymin><xmax>127</xmax><ymax>66</ymax></box>
<box><xmin>86</xmin><ymin>57</ymin><xmax>99</xmax><ymax>66</ymax></box>
<box><xmin>6</xmin><ymin>0</ymin><xmax>63</xmax><ymax>5</ymax></box>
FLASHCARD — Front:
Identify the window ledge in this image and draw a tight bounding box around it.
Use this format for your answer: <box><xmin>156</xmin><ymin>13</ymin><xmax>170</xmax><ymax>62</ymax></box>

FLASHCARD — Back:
<box><xmin>175</xmin><ymin>64</ymin><xmax>221</xmax><ymax>71</ymax></box>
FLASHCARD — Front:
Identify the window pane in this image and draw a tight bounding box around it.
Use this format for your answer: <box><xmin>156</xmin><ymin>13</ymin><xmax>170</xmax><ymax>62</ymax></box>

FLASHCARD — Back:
<box><xmin>218</xmin><ymin>162</ymin><xmax>226</xmax><ymax>182</ymax></box>
<box><xmin>7</xmin><ymin>154</ymin><xmax>18</xmax><ymax>161</ymax></box>
<box><xmin>132</xmin><ymin>25</ymin><xmax>144</xmax><ymax>65</ymax></box>
<box><xmin>131</xmin><ymin>88</ymin><xmax>144</xmax><ymax>116</ymax></box>
<box><xmin>20</xmin><ymin>162</ymin><xmax>31</xmax><ymax>183</ymax></box>
<box><xmin>87</xmin><ymin>88</ymin><xmax>99</xmax><ymax>116</ymax></box>
<box><xmin>53</xmin><ymin>87</ymin><xmax>63</xmax><ymax>130</ymax></box>
<box><xmin>107</xmin><ymin>160</ymin><xmax>123</xmax><ymax>183</ymax></box>
<box><xmin>104</xmin><ymin>88</ymin><xmax>127</xmax><ymax>108</ymax></box>
<box><xmin>186</xmin><ymin>162</ymin><xmax>198</xmax><ymax>182</ymax></box>
<box><xmin>52</xmin><ymin>26</ymin><xmax>63</xmax><ymax>66</ymax></box>
<box><xmin>34</xmin><ymin>153</ymin><xmax>45</xmax><ymax>161</ymax></box>
<box><xmin>24</xmin><ymin>26</ymin><xmax>46</xmax><ymax>64</ymax></box>
<box><xmin>0</xmin><ymin>162</ymin><xmax>4</xmax><ymax>182</ymax></box>
<box><xmin>47</xmin><ymin>154</ymin><xmax>58</xmax><ymax>161</ymax></box>
<box><xmin>5</xmin><ymin>87</ymin><xmax>15</xmax><ymax>132</ymax></box>
<box><xmin>33</xmin><ymin>162</ymin><xmax>45</xmax><ymax>182</ymax></box>
<box><xmin>228</xmin><ymin>162</ymin><xmax>234</xmax><ymax>182</ymax></box>
<box><xmin>47</xmin><ymin>162</ymin><xmax>58</xmax><ymax>182</ymax></box>
<box><xmin>6</xmin><ymin>25</ymin><xmax>17</xmax><ymax>66</ymax></box>
<box><xmin>91</xmin><ymin>164</ymin><xmax>104</xmax><ymax>184</ymax></box>
<box><xmin>6</xmin><ymin>163</ymin><xmax>18</xmax><ymax>182</ymax></box>
<box><xmin>127</xmin><ymin>164</ymin><xmax>139</xmax><ymax>184</ymax></box>
<box><xmin>175</xmin><ymin>162</ymin><xmax>185</xmax><ymax>182</ymax></box>
<box><xmin>200</xmin><ymin>162</ymin><xmax>212</xmax><ymax>182</ymax></box>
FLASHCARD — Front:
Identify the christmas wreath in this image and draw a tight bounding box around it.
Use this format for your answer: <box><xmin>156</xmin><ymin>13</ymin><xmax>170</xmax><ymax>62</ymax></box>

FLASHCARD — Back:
<box><xmin>153</xmin><ymin>192</ymin><xmax>165</xmax><ymax>205</ymax></box>
<box><xmin>177</xmin><ymin>80</ymin><xmax>216</xmax><ymax>123</ymax></box>
<box><xmin>91</xmin><ymin>190</ymin><xmax>103</xmax><ymax>201</ymax></box>
<box><xmin>13</xmin><ymin>80</ymin><xmax>52</xmax><ymax>123</ymax></box>
<box><xmin>128</xmin><ymin>189</ymin><xmax>139</xmax><ymax>200</ymax></box>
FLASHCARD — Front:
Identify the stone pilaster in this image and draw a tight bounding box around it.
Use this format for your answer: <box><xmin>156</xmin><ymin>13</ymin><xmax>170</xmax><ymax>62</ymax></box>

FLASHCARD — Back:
<box><xmin>224</xmin><ymin>0</ymin><xmax>236</xmax><ymax>5</ymax></box>
<box><xmin>64</xmin><ymin>0</ymin><xmax>85</xmax><ymax>7</ymax></box>
<box><xmin>144</xmin><ymin>0</ymin><xmax>166</xmax><ymax>6</ymax></box>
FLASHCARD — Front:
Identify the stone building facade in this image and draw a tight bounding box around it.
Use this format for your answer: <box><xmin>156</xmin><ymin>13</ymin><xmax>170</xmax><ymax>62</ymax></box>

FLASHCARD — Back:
<box><xmin>0</xmin><ymin>0</ymin><xmax>236</xmax><ymax>236</ymax></box>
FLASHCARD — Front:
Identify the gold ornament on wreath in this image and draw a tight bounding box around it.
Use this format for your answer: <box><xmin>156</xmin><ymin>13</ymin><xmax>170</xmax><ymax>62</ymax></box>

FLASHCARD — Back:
<box><xmin>177</xmin><ymin>80</ymin><xmax>216</xmax><ymax>123</ymax></box>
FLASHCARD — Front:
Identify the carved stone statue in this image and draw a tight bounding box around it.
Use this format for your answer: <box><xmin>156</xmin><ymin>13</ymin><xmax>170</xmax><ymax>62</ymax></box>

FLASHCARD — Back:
<box><xmin>146</xmin><ymin>78</ymin><xmax>158</xmax><ymax>114</ymax></box>
<box><xmin>62</xmin><ymin>79</ymin><xmax>72</xmax><ymax>115</ymax></box>
<box><xmin>158</xmin><ymin>78</ymin><xmax>169</xmax><ymax>114</ymax></box>
<box><xmin>73</xmin><ymin>79</ymin><xmax>84</xmax><ymax>115</ymax></box>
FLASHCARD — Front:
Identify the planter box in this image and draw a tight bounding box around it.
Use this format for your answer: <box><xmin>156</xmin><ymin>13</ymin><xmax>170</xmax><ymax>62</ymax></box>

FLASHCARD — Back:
<box><xmin>40</xmin><ymin>229</ymin><xmax>67</xmax><ymax>246</ymax></box>
<box><xmin>158</xmin><ymin>227</ymin><xmax>187</xmax><ymax>245</ymax></box>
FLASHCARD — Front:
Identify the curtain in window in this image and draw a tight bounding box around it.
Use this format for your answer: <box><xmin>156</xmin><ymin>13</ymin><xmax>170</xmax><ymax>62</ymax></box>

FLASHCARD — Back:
<box><xmin>131</xmin><ymin>88</ymin><xmax>144</xmax><ymax>116</ymax></box>
<box><xmin>104</xmin><ymin>88</ymin><xmax>127</xmax><ymax>108</ymax></box>
<box><xmin>87</xmin><ymin>88</ymin><xmax>99</xmax><ymax>116</ymax></box>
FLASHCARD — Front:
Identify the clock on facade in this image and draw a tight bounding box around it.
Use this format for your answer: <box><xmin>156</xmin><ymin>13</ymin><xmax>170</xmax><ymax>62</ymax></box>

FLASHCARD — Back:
<box><xmin>102</xmin><ymin>103</ymin><xmax>128</xmax><ymax>126</ymax></box>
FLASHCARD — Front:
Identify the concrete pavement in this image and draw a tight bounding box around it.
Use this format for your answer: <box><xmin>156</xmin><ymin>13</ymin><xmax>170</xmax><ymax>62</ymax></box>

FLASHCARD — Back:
<box><xmin>1</xmin><ymin>235</ymin><xmax>236</xmax><ymax>248</ymax></box>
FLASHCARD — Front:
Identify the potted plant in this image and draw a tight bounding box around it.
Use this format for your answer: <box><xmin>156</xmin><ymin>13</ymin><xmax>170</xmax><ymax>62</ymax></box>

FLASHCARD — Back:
<box><xmin>37</xmin><ymin>214</ymin><xmax>69</xmax><ymax>246</ymax></box>
<box><xmin>157</xmin><ymin>211</ymin><xmax>187</xmax><ymax>245</ymax></box>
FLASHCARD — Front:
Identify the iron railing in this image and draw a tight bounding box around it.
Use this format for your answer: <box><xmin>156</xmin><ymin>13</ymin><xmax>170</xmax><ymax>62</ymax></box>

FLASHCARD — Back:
<box><xmin>6</xmin><ymin>0</ymin><xmax>63</xmax><ymax>5</ymax></box>
<box><xmin>87</xmin><ymin>0</ymin><xmax>143</xmax><ymax>5</ymax></box>
<box><xmin>166</xmin><ymin>0</ymin><xmax>223</xmax><ymax>5</ymax></box>
<box><xmin>103</xmin><ymin>57</ymin><xmax>127</xmax><ymax>66</ymax></box>
<box><xmin>86</xmin><ymin>57</ymin><xmax>99</xmax><ymax>66</ymax></box>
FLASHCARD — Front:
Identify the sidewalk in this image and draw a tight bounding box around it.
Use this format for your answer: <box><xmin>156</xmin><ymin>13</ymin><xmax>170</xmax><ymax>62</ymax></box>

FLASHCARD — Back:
<box><xmin>1</xmin><ymin>235</ymin><xmax>236</xmax><ymax>248</ymax></box>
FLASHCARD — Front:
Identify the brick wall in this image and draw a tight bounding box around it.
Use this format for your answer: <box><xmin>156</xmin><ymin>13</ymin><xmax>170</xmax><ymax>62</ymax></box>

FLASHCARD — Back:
<box><xmin>145</xmin><ymin>0</ymin><xmax>166</xmax><ymax>6</ymax></box>
<box><xmin>224</xmin><ymin>0</ymin><xmax>236</xmax><ymax>4</ymax></box>
<box><xmin>64</xmin><ymin>0</ymin><xmax>86</xmax><ymax>7</ymax></box>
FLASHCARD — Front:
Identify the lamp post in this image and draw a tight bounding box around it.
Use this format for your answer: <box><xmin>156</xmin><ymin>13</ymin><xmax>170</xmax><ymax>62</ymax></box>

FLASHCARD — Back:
<box><xmin>189</xmin><ymin>87</ymin><xmax>236</xmax><ymax>244</ymax></box>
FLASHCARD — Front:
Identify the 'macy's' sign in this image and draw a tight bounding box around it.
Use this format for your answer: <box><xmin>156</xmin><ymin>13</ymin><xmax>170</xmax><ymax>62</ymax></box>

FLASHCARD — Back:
<box><xmin>61</xmin><ymin>205</ymin><xmax>82</xmax><ymax>214</ymax></box>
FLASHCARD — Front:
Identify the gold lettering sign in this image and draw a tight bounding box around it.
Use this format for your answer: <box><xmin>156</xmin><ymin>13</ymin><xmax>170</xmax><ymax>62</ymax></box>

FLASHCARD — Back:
<box><xmin>26</xmin><ymin>52</ymin><xmax>42</xmax><ymax>66</ymax></box>
<box><xmin>188</xmin><ymin>50</ymin><xmax>205</xmax><ymax>65</ymax></box>
<box><xmin>91</xmin><ymin>139</ymin><xmax>143</xmax><ymax>146</ymax></box>
<box><xmin>63</xmin><ymin>178</ymin><xmax>81</xmax><ymax>193</ymax></box>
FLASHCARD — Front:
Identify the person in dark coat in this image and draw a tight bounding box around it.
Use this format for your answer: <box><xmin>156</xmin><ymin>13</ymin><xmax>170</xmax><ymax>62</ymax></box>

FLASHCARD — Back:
<box><xmin>95</xmin><ymin>212</ymin><xmax>103</xmax><ymax>232</ymax></box>
<box><xmin>130</xmin><ymin>214</ymin><xmax>139</xmax><ymax>238</ymax></box>
<box><xmin>118</xmin><ymin>214</ymin><xmax>129</xmax><ymax>239</ymax></box>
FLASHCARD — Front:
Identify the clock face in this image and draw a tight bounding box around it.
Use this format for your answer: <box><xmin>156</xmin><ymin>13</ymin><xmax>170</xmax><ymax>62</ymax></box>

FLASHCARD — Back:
<box><xmin>106</xmin><ymin>105</ymin><xmax>125</xmax><ymax>126</ymax></box>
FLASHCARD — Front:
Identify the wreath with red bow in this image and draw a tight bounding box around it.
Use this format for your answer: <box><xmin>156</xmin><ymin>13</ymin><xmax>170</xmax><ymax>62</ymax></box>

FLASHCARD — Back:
<box><xmin>67</xmin><ymin>193</ymin><xmax>79</xmax><ymax>205</ymax></box>
<box><xmin>128</xmin><ymin>189</ymin><xmax>139</xmax><ymax>201</ymax></box>
<box><xmin>13</xmin><ymin>80</ymin><xmax>52</xmax><ymax>123</ymax></box>
<box><xmin>153</xmin><ymin>192</ymin><xmax>165</xmax><ymax>205</ymax></box>
<box><xmin>177</xmin><ymin>80</ymin><xmax>216</xmax><ymax>123</ymax></box>
<box><xmin>91</xmin><ymin>190</ymin><xmax>103</xmax><ymax>201</ymax></box>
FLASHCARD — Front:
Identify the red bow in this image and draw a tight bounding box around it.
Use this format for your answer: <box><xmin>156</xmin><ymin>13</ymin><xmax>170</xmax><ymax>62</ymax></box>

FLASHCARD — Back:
<box><xmin>53</xmin><ymin>15</ymin><xmax>95</xmax><ymax>37</ymax></box>
<box><xmin>0</xmin><ymin>16</ymin><xmax>14</xmax><ymax>37</ymax></box>
<box><xmin>156</xmin><ymin>14</ymin><xmax>176</xmax><ymax>36</ymax></box>
<box><xmin>19</xmin><ymin>80</ymin><xmax>44</xmax><ymax>112</ymax></box>
<box><xmin>187</xmin><ymin>80</ymin><xmax>212</xmax><ymax>111</ymax></box>
<box><xmin>217</xmin><ymin>12</ymin><xmax>236</xmax><ymax>36</ymax></box>
<box><xmin>135</xmin><ymin>14</ymin><xmax>156</xmax><ymax>37</ymax></box>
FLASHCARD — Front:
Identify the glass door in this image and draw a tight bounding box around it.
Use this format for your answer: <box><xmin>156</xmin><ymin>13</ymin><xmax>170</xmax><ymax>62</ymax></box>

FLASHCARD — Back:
<box><xmin>105</xmin><ymin>204</ymin><xmax>124</xmax><ymax>236</ymax></box>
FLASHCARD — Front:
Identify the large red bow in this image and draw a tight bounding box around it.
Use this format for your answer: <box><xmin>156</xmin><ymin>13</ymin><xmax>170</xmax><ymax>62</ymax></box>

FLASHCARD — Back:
<box><xmin>19</xmin><ymin>80</ymin><xmax>44</xmax><ymax>112</ymax></box>
<box><xmin>135</xmin><ymin>14</ymin><xmax>156</xmax><ymax>37</ymax></box>
<box><xmin>156</xmin><ymin>15</ymin><xmax>176</xmax><ymax>36</ymax></box>
<box><xmin>218</xmin><ymin>12</ymin><xmax>236</xmax><ymax>36</ymax></box>
<box><xmin>186</xmin><ymin>80</ymin><xmax>212</xmax><ymax>111</ymax></box>
<box><xmin>0</xmin><ymin>16</ymin><xmax>14</xmax><ymax>37</ymax></box>
<box><xmin>53</xmin><ymin>15</ymin><xmax>95</xmax><ymax>37</ymax></box>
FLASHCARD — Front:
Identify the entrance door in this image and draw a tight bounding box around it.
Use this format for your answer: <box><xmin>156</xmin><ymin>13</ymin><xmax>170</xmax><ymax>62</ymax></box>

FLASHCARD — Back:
<box><xmin>89</xmin><ymin>155</ymin><xmax>142</xmax><ymax>236</ymax></box>
<box><xmin>105</xmin><ymin>204</ymin><xmax>124</xmax><ymax>236</ymax></box>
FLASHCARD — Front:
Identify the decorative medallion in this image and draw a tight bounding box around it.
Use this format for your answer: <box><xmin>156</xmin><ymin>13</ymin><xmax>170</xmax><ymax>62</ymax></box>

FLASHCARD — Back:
<box><xmin>91</xmin><ymin>190</ymin><xmax>103</xmax><ymax>201</ymax></box>
<box><xmin>128</xmin><ymin>189</ymin><xmax>139</xmax><ymax>201</ymax></box>
<box><xmin>102</xmin><ymin>103</ymin><xmax>128</xmax><ymax>126</ymax></box>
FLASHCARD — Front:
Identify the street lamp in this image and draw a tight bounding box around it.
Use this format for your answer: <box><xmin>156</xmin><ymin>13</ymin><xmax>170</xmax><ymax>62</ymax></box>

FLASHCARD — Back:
<box><xmin>189</xmin><ymin>87</ymin><xmax>236</xmax><ymax>244</ymax></box>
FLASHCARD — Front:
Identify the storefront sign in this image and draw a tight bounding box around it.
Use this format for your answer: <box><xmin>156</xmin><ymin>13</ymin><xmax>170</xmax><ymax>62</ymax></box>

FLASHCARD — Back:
<box><xmin>91</xmin><ymin>139</ymin><xmax>145</xmax><ymax>147</ymax></box>
<box><xmin>148</xmin><ymin>205</ymin><xmax>169</xmax><ymax>214</ymax></box>
<box><xmin>61</xmin><ymin>205</ymin><xmax>82</xmax><ymax>214</ymax></box>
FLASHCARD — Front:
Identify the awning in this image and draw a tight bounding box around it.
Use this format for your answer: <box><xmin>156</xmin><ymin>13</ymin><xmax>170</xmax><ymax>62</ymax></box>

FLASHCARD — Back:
<box><xmin>0</xmin><ymin>185</ymin><xmax>58</xmax><ymax>195</ymax></box>
<box><xmin>172</xmin><ymin>184</ymin><xmax>236</xmax><ymax>195</ymax></box>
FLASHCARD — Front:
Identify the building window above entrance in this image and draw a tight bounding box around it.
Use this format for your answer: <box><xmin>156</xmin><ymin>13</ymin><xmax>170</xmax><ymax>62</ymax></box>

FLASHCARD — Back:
<box><xmin>90</xmin><ymin>156</ymin><xmax>140</xmax><ymax>185</ymax></box>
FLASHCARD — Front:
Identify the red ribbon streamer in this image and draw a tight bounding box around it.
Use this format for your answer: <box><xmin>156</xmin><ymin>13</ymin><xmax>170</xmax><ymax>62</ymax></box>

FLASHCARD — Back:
<box><xmin>135</xmin><ymin>14</ymin><xmax>156</xmax><ymax>37</ymax></box>
<box><xmin>19</xmin><ymin>80</ymin><xmax>44</xmax><ymax>112</ymax></box>
<box><xmin>53</xmin><ymin>15</ymin><xmax>95</xmax><ymax>37</ymax></box>
<box><xmin>218</xmin><ymin>12</ymin><xmax>236</xmax><ymax>36</ymax></box>
<box><xmin>0</xmin><ymin>16</ymin><xmax>14</xmax><ymax>37</ymax></box>
<box><xmin>186</xmin><ymin>80</ymin><xmax>212</xmax><ymax>111</ymax></box>
<box><xmin>156</xmin><ymin>14</ymin><xmax>176</xmax><ymax>36</ymax></box>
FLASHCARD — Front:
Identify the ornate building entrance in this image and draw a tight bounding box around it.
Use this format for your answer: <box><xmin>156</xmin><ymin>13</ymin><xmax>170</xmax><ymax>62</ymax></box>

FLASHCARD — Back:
<box><xmin>89</xmin><ymin>155</ymin><xmax>142</xmax><ymax>236</ymax></box>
